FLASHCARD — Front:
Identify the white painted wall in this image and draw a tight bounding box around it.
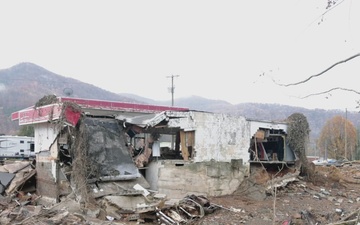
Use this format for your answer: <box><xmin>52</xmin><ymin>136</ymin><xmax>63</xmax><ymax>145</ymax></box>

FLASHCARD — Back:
<box><xmin>170</xmin><ymin>112</ymin><xmax>251</xmax><ymax>164</ymax></box>
<box><xmin>34</xmin><ymin>123</ymin><xmax>59</xmax><ymax>154</ymax></box>
<box><xmin>34</xmin><ymin>123</ymin><xmax>60</xmax><ymax>181</ymax></box>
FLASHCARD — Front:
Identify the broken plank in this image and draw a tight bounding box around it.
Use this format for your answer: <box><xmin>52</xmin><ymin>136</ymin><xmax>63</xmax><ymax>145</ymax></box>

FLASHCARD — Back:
<box><xmin>180</xmin><ymin>131</ymin><xmax>189</xmax><ymax>161</ymax></box>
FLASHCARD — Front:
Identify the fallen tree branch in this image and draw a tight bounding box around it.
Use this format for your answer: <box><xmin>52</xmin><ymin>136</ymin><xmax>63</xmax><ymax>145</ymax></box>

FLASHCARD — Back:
<box><xmin>273</xmin><ymin>53</ymin><xmax>360</xmax><ymax>87</ymax></box>
<box><xmin>309</xmin><ymin>0</ymin><xmax>346</xmax><ymax>26</ymax></box>
<box><xmin>341</xmin><ymin>209</ymin><xmax>360</xmax><ymax>221</ymax></box>
<box><xmin>300</xmin><ymin>87</ymin><xmax>360</xmax><ymax>99</ymax></box>
<box><xmin>326</xmin><ymin>208</ymin><xmax>360</xmax><ymax>225</ymax></box>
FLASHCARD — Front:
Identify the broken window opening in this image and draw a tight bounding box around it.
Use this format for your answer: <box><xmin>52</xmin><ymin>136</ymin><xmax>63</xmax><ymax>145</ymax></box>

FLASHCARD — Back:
<box><xmin>179</xmin><ymin>130</ymin><xmax>195</xmax><ymax>161</ymax></box>
<box><xmin>133</xmin><ymin>134</ymin><xmax>154</xmax><ymax>168</ymax></box>
<box><xmin>249</xmin><ymin>128</ymin><xmax>293</xmax><ymax>164</ymax></box>
<box><xmin>58</xmin><ymin>127</ymin><xmax>73</xmax><ymax>167</ymax></box>
<box><xmin>156</xmin><ymin>130</ymin><xmax>194</xmax><ymax>161</ymax></box>
<box><xmin>127</xmin><ymin>129</ymin><xmax>195</xmax><ymax>163</ymax></box>
<box><xmin>248</xmin><ymin>129</ymin><xmax>299</xmax><ymax>180</ymax></box>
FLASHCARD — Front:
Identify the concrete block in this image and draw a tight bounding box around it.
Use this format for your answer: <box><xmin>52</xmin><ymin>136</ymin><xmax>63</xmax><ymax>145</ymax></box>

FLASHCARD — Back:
<box><xmin>206</xmin><ymin>166</ymin><xmax>220</xmax><ymax>178</ymax></box>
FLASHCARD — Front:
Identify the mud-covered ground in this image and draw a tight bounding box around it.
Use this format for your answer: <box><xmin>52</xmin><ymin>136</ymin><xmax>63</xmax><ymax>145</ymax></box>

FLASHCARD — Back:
<box><xmin>196</xmin><ymin>163</ymin><xmax>360</xmax><ymax>225</ymax></box>
<box><xmin>2</xmin><ymin>163</ymin><xmax>360</xmax><ymax>225</ymax></box>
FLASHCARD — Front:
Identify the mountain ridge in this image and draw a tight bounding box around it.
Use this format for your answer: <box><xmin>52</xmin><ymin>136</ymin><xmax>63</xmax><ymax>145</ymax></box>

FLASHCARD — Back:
<box><xmin>1</xmin><ymin>62</ymin><xmax>358</xmax><ymax>156</ymax></box>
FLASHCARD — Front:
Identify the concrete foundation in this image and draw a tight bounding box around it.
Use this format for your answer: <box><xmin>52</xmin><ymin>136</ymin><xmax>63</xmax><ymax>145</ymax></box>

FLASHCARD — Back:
<box><xmin>146</xmin><ymin>159</ymin><xmax>247</xmax><ymax>198</ymax></box>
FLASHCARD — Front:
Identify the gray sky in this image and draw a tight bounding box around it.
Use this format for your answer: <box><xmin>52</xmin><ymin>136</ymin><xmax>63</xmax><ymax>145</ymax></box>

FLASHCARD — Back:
<box><xmin>1</xmin><ymin>0</ymin><xmax>360</xmax><ymax>111</ymax></box>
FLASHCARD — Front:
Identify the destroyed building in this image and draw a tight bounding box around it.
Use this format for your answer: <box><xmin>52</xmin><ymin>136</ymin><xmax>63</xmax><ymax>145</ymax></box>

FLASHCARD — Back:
<box><xmin>11</xmin><ymin>96</ymin><xmax>297</xmax><ymax>205</ymax></box>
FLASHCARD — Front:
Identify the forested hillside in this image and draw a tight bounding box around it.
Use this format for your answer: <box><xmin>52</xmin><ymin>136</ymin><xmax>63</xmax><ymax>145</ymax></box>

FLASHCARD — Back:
<box><xmin>1</xmin><ymin>62</ymin><xmax>359</xmax><ymax>157</ymax></box>
<box><xmin>0</xmin><ymin>63</ymin><xmax>142</xmax><ymax>134</ymax></box>
<box><xmin>126</xmin><ymin>94</ymin><xmax>359</xmax><ymax>155</ymax></box>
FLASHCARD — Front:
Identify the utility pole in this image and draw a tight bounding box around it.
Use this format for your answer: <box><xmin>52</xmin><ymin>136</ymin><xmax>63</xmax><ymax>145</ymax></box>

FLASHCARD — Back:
<box><xmin>166</xmin><ymin>75</ymin><xmax>180</xmax><ymax>150</ymax></box>
<box><xmin>325</xmin><ymin>140</ymin><xmax>328</xmax><ymax>161</ymax></box>
<box><xmin>166</xmin><ymin>75</ymin><xmax>180</xmax><ymax>106</ymax></box>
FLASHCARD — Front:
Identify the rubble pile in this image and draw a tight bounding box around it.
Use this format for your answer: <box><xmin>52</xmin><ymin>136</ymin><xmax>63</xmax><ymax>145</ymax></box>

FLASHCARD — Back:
<box><xmin>0</xmin><ymin>160</ymin><xmax>39</xmax><ymax>224</ymax></box>
<box><xmin>0</xmin><ymin>189</ymin><xmax>219</xmax><ymax>224</ymax></box>
<box><xmin>0</xmin><ymin>160</ymin><xmax>36</xmax><ymax>196</ymax></box>
<box><xmin>2</xmin><ymin>160</ymin><xmax>360</xmax><ymax>224</ymax></box>
<box><xmin>0</xmin><ymin>160</ymin><xmax>219</xmax><ymax>224</ymax></box>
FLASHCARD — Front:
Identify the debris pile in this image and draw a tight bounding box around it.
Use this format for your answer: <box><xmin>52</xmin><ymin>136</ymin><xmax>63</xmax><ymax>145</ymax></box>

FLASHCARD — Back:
<box><xmin>0</xmin><ymin>160</ymin><xmax>39</xmax><ymax>225</ymax></box>
<box><xmin>0</xmin><ymin>160</ymin><xmax>220</xmax><ymax>224</ymax></box>
<box><xmin>34</xmin><ymin>94</ymin><xmax>58</xmax><ymax>108</ymax></box>
<box><xmin>0</xmin><ymin>175</ymin><xmax>219</xmax><ymax>224</ymax></box>
<box><xmin>0</xmin><ymin>160</ymin><xmax>36</xmax><ymax>196</ymax></box>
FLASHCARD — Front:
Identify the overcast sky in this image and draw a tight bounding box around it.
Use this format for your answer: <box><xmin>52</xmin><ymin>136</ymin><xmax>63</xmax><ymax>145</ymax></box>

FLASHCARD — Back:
<box><xmin>1</xmin><ymin>0</ymin><xmax>360</xmax><ymax>111</ymax></box>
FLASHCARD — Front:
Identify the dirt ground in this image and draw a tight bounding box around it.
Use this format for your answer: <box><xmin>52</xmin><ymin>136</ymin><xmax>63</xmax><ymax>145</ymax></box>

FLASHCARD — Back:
<box><xmin>2</xmin><ymin>162</ymin><xmax>360</xmax><ymax>225</ymax></box>
<box><xmin>195</xmin><ymin>163</ymin><xmax>360</xmax><ymax>225</ymax></box>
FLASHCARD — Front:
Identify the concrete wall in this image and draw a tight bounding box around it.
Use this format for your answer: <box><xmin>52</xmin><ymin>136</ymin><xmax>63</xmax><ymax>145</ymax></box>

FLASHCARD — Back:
<box><xmin>36</xmin><ymin>150</ymin><xmax>58</xmax><ymax>203</ymax></box>
<box><xmin>34</xmin><ymin>123</ymin><xmax>59</xmax><ymax>154</ymax></box>
<box><xmin>146</xmin><ymin>113</ymin><xmax>295</xmax><ymax>199</ymax></box>
<box><xmin>34</xmin><ymin>123</ymin><xmax>60</xmax><ymax>203</ymax></box>
<box><xmin>146</xmin><ymin>160</ymin><xmax>161</xmax><ymax>191</ymax></box>
<box><xmin>145</xmin><ymin>112</ymin><xmax>250</xmax><ymax>198</ymax></box>
<box><xmin>147</xmin><ymin>159</ymin><xmax>247</xmax><ymax>199</ymax></box>
<box><xmin>169</xmin><ymin>112</ymin><xmax>250</xmax><ymax>164</ymax></box>
<box><xmin>31</xmin><ymin>112</ymin><xmax>291</xmax><ymax>201</ymax></box>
